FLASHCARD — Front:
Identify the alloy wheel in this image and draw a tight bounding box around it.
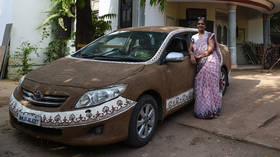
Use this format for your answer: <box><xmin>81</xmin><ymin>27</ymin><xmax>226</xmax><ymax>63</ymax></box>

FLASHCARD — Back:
<box><xmin>136</xmin><ymin>103</ymin><xmax>155</xmax><ymax>139</ymax></box>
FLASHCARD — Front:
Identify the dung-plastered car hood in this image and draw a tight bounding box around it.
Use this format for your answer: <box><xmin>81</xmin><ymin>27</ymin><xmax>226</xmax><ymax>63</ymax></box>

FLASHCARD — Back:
<box><xmin>25</xmin><ymin>57</ymin><xmax>144</xmax><ymax>89</ymax></box>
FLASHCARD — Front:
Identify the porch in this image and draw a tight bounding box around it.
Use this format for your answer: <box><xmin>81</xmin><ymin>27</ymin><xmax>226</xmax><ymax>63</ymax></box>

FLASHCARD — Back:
<box><xmin>162</xmin><ymin>1</ymin><xmax>272</xmax><ymax>68</ymax></box>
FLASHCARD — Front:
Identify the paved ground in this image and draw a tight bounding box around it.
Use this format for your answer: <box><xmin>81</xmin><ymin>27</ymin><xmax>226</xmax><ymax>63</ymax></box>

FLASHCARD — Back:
<box><xmin>177</xmin><ymin>69</ymin><xmax>280</xmax><ymax>150</ymax></box>
<box><xmin>0</xmin><ymin>70</ymin><xmax>280</xmax><ymax>157</ymax></box>
<box><xmin>0</xmin><ymin>80</ymin><xmax>17</xmax><ymax>107</ymax></box>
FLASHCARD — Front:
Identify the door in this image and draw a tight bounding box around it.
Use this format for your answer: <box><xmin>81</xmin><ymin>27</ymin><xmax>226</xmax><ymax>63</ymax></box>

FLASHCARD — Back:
<box><xmin>163</xmin><ymin>33</ymin><xmax>196</xmax><ymax>112</ymax></box>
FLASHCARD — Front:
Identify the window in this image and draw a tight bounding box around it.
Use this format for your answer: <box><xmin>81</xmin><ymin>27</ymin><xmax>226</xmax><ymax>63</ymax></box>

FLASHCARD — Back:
<box><xmin>186</xmin><ymin>8</ymin><xmax>206</xmax><ymax>21</ymax></box>
<box><xmin>223</xmin><ymin>26</ymin><xmax>228</xmax><ymax>45</ymax></box>
<box><xmin>73</xmin><ymin>31</ymin><xmax>167</xmax><ymax>62</ymax></box>
<box><xmin>217</xmin><ymin>25</ymin><xmax>222</xmax><ymax>43</ymax></box>
<box><xmin>185</xmin><ymin>8</ymin><xmax>207</xmax><ymax>28</ymax></box>
<box><xmin>120</xmin><ymin>0</ymin><xmax>132</xmax><ymax>28</ymax></box>
<box><xmin>166</xmin><ymin>34</ymin><xmax>190</xmax><ymax>56</ymax></box>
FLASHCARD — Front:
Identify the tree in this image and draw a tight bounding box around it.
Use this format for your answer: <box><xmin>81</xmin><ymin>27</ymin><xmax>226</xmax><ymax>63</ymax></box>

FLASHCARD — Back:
<box><xmin>41</xmin><ymin>0</ymin><xmax>167</xmax><ymax>50</ymax></box>
<box><xmin>76</xmin><ymin>0</ymin><xmax>94</xmax><ymax>48</ymax></box>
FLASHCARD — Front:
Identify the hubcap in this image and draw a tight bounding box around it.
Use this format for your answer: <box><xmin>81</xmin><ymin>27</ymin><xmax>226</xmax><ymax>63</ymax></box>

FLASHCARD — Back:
<box><xmin>136</xmin><ymin>103</ymin><xmax>155</xmax><ymax>139</ymax></box>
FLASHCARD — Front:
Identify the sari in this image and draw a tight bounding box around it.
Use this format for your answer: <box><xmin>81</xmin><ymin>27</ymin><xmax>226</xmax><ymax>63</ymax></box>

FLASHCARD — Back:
<box><xmin>191</xmin><ymin>31</ymin><xmax>222</xmax><ymax>119</ymax></box>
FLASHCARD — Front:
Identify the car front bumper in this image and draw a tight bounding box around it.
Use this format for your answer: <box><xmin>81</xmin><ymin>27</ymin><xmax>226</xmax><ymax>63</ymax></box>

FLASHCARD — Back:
<box><xmin>9</xmin><ymin>92</ymin><xmax>137</xmax><ymax>146</ymax></box>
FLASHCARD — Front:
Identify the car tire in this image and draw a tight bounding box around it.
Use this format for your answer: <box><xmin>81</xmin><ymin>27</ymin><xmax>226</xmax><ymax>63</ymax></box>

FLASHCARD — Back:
<box><xmin>127</xmin><ymin>95</ymin><xmax>158</xmax><ymax>147</ymax></box>
<box><xmin>221</xmin><ymin>67</ymin><xmax>228</xmax><ymax>95</ymax></box>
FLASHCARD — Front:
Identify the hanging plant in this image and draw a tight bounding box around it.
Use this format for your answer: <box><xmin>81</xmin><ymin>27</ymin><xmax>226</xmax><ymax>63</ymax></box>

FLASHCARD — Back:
<box><xmin>140</xmin><ymin>0</ymin><xmax>166</xmax><ymax>11</ymax></box>
<box><xmin>39</xmin><ymin>0</ymin><xmax>75</xmax><ymax>30</ymax></box>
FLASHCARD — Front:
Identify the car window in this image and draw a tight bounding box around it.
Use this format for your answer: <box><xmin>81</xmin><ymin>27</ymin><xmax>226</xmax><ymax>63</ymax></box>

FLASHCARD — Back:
<box><xmin>166</xmin><ymin>34</ymin><xmax>188</xmax><ymax>56</ymax></box>
<box><xmin>72</xmin><ymin>31</ymin><xmax>167</xmax><ymax>62</ymax></box>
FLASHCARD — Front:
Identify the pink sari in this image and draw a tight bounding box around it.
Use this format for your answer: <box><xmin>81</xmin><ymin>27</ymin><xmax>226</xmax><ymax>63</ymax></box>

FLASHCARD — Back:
<box><xmin>192</xmin><ymin>31</ymin><xmax>222</xmax><ymax>119</ymax></box>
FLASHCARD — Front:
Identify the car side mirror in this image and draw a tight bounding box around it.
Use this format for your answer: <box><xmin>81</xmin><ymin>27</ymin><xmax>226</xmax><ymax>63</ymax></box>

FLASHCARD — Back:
<box><xmin>165</xmin><ymin>52</ymin><xmax>184</xmax><ymax>62</ymax></box>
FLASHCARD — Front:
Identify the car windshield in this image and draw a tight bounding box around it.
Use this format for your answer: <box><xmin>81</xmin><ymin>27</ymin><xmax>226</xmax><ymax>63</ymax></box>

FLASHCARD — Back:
<box><xmin>72</xmin><ymin>31</ymin><xmax>168</xmax><ymax>62</ymax></box>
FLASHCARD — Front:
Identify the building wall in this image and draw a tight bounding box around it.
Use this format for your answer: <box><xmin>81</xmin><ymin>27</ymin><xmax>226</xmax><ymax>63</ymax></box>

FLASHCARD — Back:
<box><xmin>0</xmin><ymin>0</ymin><xmax>13</xmax><ymax>44</ymax></box>
<box><xmin>144</xmin><ymin>1</ymin><xmax>165</xmax><ymax>26</ymax></box>
<box><xmin>174</xmin><ymin>2</ymin><xmax>228</xmax><ymax>22</ymax></box>
<box><xmin>165</xmin><ymin>2</ymin><xmax>264</xmax><ymax>44</ymax></box>
<box><xmin>248</xmin><ymin>17</ymin><xmax>264</xmax><ymax>43</ymax></box>
<box><xmin>165</xmin><ymin>2</ymin><xmax>178</xmax><ymax>26</ymax></box>
<box><xmin>99</xmin><ymin>0</ymin><xmax>145</xmax><ymax>31</ymax></box>
<box><xmin>99</xmin><ymin>0</ymin><xmax>119</xmax><ymax>31</ymax></box>
<box><xmin>8</xmin><ymin>0</ymin><xmax>51</xmax><ymax>78</ymax></box>
<box><xmin>165</xmin><ymin>2</ymin><xmax>229</xmax><ymax>36</ymax></box>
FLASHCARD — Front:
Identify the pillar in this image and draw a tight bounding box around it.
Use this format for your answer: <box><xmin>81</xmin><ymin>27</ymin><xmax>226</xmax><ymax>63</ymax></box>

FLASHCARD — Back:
<box><xmin>228</xmin><ymin>4</ymin><xmax>237</xmax><ymax>68</ymax></box>
<box><xmin>263</xmin><ymin>14</ymin><xmax>271</xmax><ymax>49</ymax></box>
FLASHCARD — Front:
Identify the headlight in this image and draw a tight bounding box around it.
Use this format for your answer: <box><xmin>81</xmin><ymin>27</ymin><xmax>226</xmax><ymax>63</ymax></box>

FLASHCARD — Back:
<box><xmin>75</xmin><ymin>84</ymin><xmax>127</xmax><ymax>108</ymax></box>
<box><xmin>18</xmin><ymin>76</ymin><xmax>25</xmax><ymax>86</ymax></box>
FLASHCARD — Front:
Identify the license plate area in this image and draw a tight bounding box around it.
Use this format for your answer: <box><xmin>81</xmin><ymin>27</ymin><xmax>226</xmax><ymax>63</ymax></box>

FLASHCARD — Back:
<box><xmin>17</xmin><ymin>112</ymin><xmax>41</xmax><ymax>126</ymax></box>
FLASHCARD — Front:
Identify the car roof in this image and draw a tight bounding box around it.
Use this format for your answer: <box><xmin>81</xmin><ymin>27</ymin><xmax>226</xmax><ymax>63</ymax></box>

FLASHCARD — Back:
<box><xmin>117</xmin><ymin>26</ymin><xmax>198</xmax><ymax>33</ymax></box>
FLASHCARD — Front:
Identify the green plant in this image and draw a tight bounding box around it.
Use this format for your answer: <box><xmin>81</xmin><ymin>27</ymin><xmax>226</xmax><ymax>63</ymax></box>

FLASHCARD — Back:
<box><xmin>13</xmin><ymin>41</ymin><xmax>39</xmax><ymax>76</ymax></box>
<box><xmin>44</xmin><ymin>39</ymin><xmax>70</xmax><ymax>63</ymax></box>
<box><xmin>140</xmin><ymin>0</ymin><xmax>166</xmax><ymax>11</ymax></box>
<box><xmin>39</xmin><ymin>0</ymin><xmax>75</xmax><ymax>30</ymax></box>
<box><xmin>92</xmin><ymin>10</ymin><xmax>116</xmax><ymax>40</ymax></box>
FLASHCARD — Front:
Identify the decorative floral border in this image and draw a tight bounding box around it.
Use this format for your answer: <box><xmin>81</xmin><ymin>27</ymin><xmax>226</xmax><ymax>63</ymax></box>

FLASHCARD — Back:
<box><xmin>166</xmin><ymin>88</ymin><xmax>194</xmax><ymax>112</ymax></box>
<box><xmin>9</xmin><ymin>94</ymin><xmax>136</xmax><ymax>128</ymax></box>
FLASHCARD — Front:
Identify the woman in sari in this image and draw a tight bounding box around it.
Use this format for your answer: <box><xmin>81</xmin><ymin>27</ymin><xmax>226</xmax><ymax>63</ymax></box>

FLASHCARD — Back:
<box><xmin>189</xmin><ymin>17</ymin><xmax>222</xmax><ymax>119</ymax></box>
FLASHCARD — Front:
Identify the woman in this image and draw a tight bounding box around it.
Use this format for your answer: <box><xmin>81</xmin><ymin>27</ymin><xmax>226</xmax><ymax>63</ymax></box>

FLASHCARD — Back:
<box><xmin>189</xmin><ymin>17</ymin><xmax>222</xmax><ymax>119</ymax></box>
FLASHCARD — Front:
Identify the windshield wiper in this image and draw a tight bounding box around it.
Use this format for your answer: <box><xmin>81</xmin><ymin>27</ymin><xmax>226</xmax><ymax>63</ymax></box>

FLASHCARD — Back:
<box><xmin>94</xmin><ymin>56</ymin><xmax>144</xmax><ymax>62</ymax></box>
<box><xmin>80</xmin><ymin>54</ymin><xmax>103</xmax><ymax>58</ymax></box>
<box><xmin>79</xmin><ymin>48</ymin><xmax>122</xmax><ymax>58</ymax></box>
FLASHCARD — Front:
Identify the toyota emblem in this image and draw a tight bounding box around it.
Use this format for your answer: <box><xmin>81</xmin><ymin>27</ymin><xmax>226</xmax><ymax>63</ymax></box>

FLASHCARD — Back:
<box><xmin>33</xmin><ymin>90</ymin><xmax>43</xmax><ymax>101</ymax></box>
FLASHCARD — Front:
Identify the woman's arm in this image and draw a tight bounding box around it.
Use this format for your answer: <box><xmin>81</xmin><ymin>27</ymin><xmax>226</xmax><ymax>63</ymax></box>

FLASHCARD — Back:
<box><xmin>189</xmin><ymin>42</ymin><xmax>196</xmax><ymax>64</ymax></box>
<box><xmin>189</xmin><ymin>42</ymin><xmax>194</xmax><ymax>56</ymax></box>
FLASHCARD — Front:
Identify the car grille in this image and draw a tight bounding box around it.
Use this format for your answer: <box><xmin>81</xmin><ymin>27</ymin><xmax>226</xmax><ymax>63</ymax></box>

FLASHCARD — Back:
<box><xmin>22</xmin><ymin>88</ymin><xmax>67</xmax><ymax>107</ymax></box>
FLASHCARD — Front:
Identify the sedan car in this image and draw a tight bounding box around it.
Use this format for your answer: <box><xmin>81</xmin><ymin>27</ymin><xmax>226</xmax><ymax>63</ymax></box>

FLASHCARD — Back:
<box><xmin>9</xmin><ymin>26</ymin><xmax>231</xmax><ymax>147</ymax></box>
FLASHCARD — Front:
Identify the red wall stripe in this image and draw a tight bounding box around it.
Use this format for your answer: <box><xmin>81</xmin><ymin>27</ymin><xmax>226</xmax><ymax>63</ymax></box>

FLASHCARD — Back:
<box><xmin>217</xmin><ymin>0</ymin><xmax>275</xmax><ymax>11</ymax></box>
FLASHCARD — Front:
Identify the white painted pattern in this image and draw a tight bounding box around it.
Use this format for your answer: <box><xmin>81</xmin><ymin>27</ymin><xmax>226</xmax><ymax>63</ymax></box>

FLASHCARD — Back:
<box><xmin>166</xmin><ymin>88</ymin><xmax>194</xmax><ymax>112</ymax></box>
<box><xmin>9</xmin><ymin>93</ymin><xmax>136</xmax><ymax>128</ymax></box>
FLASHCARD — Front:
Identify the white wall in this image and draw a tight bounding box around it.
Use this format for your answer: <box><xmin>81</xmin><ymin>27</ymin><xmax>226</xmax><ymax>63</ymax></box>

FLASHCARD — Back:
<box><xmin>0</xmin><ymin>0</ymin><xmax>13</xmax><ymax>44</ymax></box>
<box><xmin>99</xmin><ymin>0</ymin><xmax>119</xmax><ymax>31</ymax></box>
<box><xmin>144</xmin><ymin>1</ymin><xmax>165</xmax><ymax>26</ymax></box>
<box><xmin>248</xmin><ymin>17</ymin><xmax>263</xmax><ymax>43</ymax></box>
<box><xmin>9</xmin><ymin>0</ymin><xmax>51</xmax><ymax>65</ymax></box>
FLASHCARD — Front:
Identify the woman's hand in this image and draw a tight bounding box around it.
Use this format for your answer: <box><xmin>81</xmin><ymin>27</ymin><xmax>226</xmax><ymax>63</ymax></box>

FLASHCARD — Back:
<box><xmin>190</xmin><ymin>55</ymin><xmax>196</xmax><ymax>64</ymax></box>
<box><xmin>194</xmin><ymin>55</ymin><xmax>202</xmax><ymax>59</ymax></box>
<box><xmin>195</xmin><ymin>51</ymin><xmax>209</xmax><ymax>59</ymax></box>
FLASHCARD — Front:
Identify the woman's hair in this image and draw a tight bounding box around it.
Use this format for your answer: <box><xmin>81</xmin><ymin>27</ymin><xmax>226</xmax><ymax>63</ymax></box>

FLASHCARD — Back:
<box><xmin>197</xmin><ymin>16</ymin><xmax>207</xmax><ymax>24</ymax></box>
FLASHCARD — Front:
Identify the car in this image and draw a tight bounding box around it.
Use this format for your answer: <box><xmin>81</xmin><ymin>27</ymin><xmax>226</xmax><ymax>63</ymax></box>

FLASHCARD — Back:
<box><xmin>9</xmin><ymin>26</ymin><xmax>231</xmax><ymax>147</ymax></box>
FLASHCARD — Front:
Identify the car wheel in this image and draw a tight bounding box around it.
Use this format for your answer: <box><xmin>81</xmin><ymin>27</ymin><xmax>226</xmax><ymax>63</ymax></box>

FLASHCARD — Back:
<box><xmin>127</xmin><ymin>95</ymin><xmax>158</xmax><ymax>147</ymax></box>
<box><xmin>221</xmin><ymin>67</ymin><xmax>228</xmax><ymax>95</ymax></box>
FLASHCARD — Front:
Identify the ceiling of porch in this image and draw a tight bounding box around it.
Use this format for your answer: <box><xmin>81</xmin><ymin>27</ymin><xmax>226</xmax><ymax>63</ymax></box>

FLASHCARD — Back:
<box><xmin>167</xmin><ymin>0</ymin><xmax>280</xmax><ymax>14</ymax></box>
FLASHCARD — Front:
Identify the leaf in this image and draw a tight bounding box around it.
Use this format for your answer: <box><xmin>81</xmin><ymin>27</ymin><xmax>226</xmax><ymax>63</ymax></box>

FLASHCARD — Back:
<box><xmin>77</xmin><ymin>0</ymin><xmax>85</xmax><ymax>9</ymax></box>
<box><xmin>38</xmin><ymin>13</ymin><xmax>60</xmax><ymax>29</ymax></box>
<box><xmin>140</xmin><ymin>0</ymin><xmax>145</xmax><ymax>7</ymax></box>
<box><xmin>99</xmin><ymin>14</ymin><xmax>116</xmax><ymax>20</ymax></box>
<box><xmin>146</xmin><ymin>0</ymin><xmax>165</xmax><ymax>11</ymax></box>
<box><xmin>62</xmin><ymin>1</ymin><xmax>68</xmax><ymax>11</ymax></box>
<box><xmin>58</xmin><ymin>17</ymin><xmax>67</xmax><ymax>31</ymax></box>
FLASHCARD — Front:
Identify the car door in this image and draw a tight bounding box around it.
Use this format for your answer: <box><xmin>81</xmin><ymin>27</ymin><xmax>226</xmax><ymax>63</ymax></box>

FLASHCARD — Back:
<box><xmin>163</xmin><ymin>33</ymin><xmax>196</xmax><ymax>112</ymax></box>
